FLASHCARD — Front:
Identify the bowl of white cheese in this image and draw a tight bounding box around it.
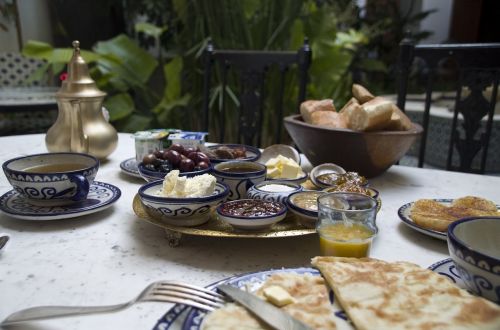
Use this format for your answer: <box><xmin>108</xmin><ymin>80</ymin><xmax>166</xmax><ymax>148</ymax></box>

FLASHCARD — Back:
<box><xmin>138</xmin><ymin>170</ymin><xmax>229</xmax><ymax>226</ymax></box>
<box><xmin>247</xmin><ymin>181</ymin><xmax>303</xmax><ymax>204</ymax></box>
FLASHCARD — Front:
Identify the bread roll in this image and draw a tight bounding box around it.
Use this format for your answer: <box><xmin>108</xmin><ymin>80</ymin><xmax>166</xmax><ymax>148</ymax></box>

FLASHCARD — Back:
<box><xmin>352</xmin><ymin>84</ymin><xmax>375</xmax><ymax>103</ymax></box>
<box><xmin>344</xmin><ymin>97</ymin><xmax>392</xmax><ymax>131</ymax></box>
<box><xmin>310</xmin><ymin>111</ymin><xmax>348</xmax><ymax>129</ymax></box>
<box><xmin>339</xmin><ymin>97</ymin><xmax>359</xmax><ymax>114</ymax></box>
<box><xmin>300</xmin><ymin>99</ymin><xmax>336</xmax><ymax>124</ymax></box>
<box><xmin>385</xmin><ymin>104</ymin><xmax>413</xmax><ymax>131</ymax></box>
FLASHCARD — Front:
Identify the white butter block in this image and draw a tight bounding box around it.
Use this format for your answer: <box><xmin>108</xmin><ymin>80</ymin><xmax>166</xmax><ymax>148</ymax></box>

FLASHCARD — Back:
<box><xmin>263</xmin><ymin>285</ymin><xmax>295</xmax><ymax>307</ymax></box>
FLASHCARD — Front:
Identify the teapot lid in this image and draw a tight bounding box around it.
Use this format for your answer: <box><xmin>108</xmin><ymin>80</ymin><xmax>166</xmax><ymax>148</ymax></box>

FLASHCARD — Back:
<box><xmin>56</xmin><ymin>40</ymin><xmax>106</xmax><ymax>99</ymax></box>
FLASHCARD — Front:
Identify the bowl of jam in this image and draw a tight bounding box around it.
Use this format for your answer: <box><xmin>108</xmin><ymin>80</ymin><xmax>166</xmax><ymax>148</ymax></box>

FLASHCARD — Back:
<box><xmin>216</xmin><ymin>199</ymin><xmax>287</xmax><ymax>230</ymax></box>
<box><xmin>286</xmin><ymin>191</ymin><xmax>326</xmax><ymax>228</ymax></box>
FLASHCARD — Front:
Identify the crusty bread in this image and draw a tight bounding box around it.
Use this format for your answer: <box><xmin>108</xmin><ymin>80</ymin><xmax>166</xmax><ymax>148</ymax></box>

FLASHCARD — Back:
<box><xmin>202</xmin><ymin>273</ymin><xmax>338</xmax><ymax>330</ymax></box>
<box><xmin>352</xmin><ymin>84</ymin><xmax>374</xmax><ymax>103</ymax></box>
<box><xmin>310</xmin><ymin>111</ymin><xmax>348</xmax><ymax>129</ymax></box>
<box><xmin>410</xmin><ymin>197</ymin><xmax>500</xmax><ymax>232</ymax></box>
<box><xmin>385</xmin><ymin>103</ymin><xmax>413</xmax><ymax>131</ymax></box>
<box><xmin>300</xmin><ymin>99</ymin><xmax>336</xmax><ymax>124</ymax></box>
<box><xmin>312</xmin><ymin>256</ymin><xmax>500</xmax><ymax>330</ymax></box>
<box><xmin>344</xmin><ymin>97</ymin><xmax>393</xmax><ymax>131</ymax></box>
<box><xmin>339</xmin><ymin>97</ymin><xmax>359</xmax><ymax>113</ymax></box>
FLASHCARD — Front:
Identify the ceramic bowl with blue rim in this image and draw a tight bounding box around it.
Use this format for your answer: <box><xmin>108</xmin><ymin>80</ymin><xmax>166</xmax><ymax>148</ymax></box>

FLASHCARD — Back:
<box><xmin>212</xmin><ymin>161</ymin><xmax>266</xmax><ymax>201</ymax></box>
<box><xmin>286</xmin><ymin>191</ymin><xmax>325</xmax><ymax>228</ymax></box>
<box><xmin>447</xmin><ymin>216</ymin><xmax>500</xmax><ymax>303</ymax></box>
<box><xmin>138</xmin><ymin>180</ymin><xmax>229</xmax><ymax>227</ymax></box>
<box><xmin>205</xmin><ymin>144</ymin><xmax>261</xmax><ymax>164</ymax></box>
<box><xmin>216</xmin><ymin>199</ymin><xmax>287</xmax><ymax>230</ymax></box>
<box><xmin>137</xmin><ymin>162</ymin><xmax>212</xmax><ymax>183</ymax></box>
<box><xmin>247</xmin><ymin>180</ymin><xmax>303</xmax><ymax>204</ymax></box>
<box><xmin>2</xmin><ymin>152</ymin><xmax>99</xmax><ymax>203</ymax></box>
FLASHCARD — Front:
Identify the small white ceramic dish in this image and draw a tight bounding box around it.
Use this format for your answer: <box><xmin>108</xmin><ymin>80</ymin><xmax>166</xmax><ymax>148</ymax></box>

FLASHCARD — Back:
<box><xmin>138</xmin><ymin>180</ymin><xmax>229</xmax><ymax>227</ymax></box>
<box><xmin>216</xmin><ymin>199</ymin><xmax>287</xmax><ymax>230</ymax></box>
<box><xmin>286</xmin><ymin>191</ymin><xmax>325</xmax><ymax>228</ymax></box>
<box><xmin>447</xmin><ymin>217</ymin><xmax>500</xmax><ymax>303</ymax></box>
<box><xmin>247</xmin><ymin>180</ymin><xmax>303</xmax><ymax>204</ymax></box>
<box><xmin>257</xmin><ymin>144</ymin><xmax>301</xmax><ymax>165</ymax></box>
<box><xmin>309</xmin><ymin>163</ymin><xmax>346</xmax><ymax>189</ymax></box>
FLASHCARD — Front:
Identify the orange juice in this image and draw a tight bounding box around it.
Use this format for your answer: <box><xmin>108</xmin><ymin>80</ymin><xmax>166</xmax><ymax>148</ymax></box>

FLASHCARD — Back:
<box><xmin>318</xmin><ymin>223</ymin><xmax>375</xmax><ymax>258</ymax></box>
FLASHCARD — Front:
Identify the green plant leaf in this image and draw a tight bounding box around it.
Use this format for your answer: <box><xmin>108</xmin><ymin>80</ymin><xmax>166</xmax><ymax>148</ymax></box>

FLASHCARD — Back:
<box><xmin>94</xmin><ymin>34</ymin><xmax>158</xmax><ymax>85</ymax></box>
<box><xmin>357</xmin><ymin>58</ymin><xmax>387</xmax><ymax>72</ymax></box>
<box><xmin>134</xmin><ymin>22</ymin><xmax>167</xmax><ymax>39</ymax></box>
<box><xmin>115</xmin><ymin>114</ymin><xmax>152</xmax><ymax>133</ymax></box>
<box><xmin>22</xmin><ymin>40</ymin><xmax>100</xmax><ymax>63</ymax></box>
<box><xmin>163</xmin><ymin>56</ymin><xmax>183</xmax><ymax>101</ymax></box>
<box><xmin>103</xmin><ymin>93</ymin><xmax>135</xmax><ymax>121</ymax></box>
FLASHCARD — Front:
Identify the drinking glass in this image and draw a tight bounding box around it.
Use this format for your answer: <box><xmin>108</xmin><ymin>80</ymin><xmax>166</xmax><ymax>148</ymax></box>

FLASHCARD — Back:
<box><xmin>316</xmin><ymin>192</ymin><xmax>378</xmax><ymax>257</ymax></box>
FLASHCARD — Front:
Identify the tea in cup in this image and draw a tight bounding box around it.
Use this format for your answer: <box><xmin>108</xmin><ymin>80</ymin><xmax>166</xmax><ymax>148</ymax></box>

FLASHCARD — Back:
<box><xmin>2</xmin><ymin>152</ymin><xmax>99</xmax><ymax>203</ymax></box>
<box><xmin>213</xmin><ymin>161</ymin><xmax>266</xmax><ymax>200</ymax></box>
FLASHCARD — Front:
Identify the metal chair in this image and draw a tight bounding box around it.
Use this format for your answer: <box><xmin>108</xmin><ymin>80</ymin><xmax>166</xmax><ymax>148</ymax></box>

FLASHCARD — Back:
<box><xmin>0</xmin><ymin>52</ymin><xmax>58</xmax><ymax>136</ymax></box>
<box><xmin>396</xmin><ymin>37</ymin><xmax>500</xmax><ymax>174</ymax></box>
<box><xmin>202</xmin><ymin>40</ymin><xmax>311</xmax><ymax>147</ymax></box>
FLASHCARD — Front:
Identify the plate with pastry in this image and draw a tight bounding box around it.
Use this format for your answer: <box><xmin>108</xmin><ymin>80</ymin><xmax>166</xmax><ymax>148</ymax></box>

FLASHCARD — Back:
<box><xmin>154</xmin><ymin>257</ymin><xmax>500</xmax><ymax>330</ymax></box>
<box><xmin>398</xmin><ymin>196</ymin><xmax>500</xmax><ymax>240</ymax></box>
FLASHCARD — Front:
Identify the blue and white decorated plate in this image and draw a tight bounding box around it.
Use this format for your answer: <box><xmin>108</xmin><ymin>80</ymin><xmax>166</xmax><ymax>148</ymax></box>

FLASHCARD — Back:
<box><xmin>120</xmin><ymin>157</ymin><xmax>141</xmax><ymax>178</ymax></box>
<box><xmin>153</xmin><ymin>267</ymin><xmax>353</xmax><ymax>330</ymax></box>
<box><xmin>0</xmin><ymin>181</ymin><xmax>121</xmax><ymax>220</ymax></box>
<box><xmin>428</xmin><ymin>258</ymin><xmax>466</xmax><ymax>289</ymax></box>
<box><xmin>397</xmin><ymin>199</ymin><xmax>451</xmax><ymax>240</ymax></box>
<box><xmin>398</xmin><ymin>199</ymin><xmax>500</xmax><ymax>241</ymax></box>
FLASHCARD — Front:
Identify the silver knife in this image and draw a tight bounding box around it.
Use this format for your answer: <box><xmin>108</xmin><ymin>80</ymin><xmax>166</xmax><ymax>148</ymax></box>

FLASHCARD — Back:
<box><xmin>217</xmin><ymin>284</ymin><xmax>312</xmax><ymax>330</ymax></box>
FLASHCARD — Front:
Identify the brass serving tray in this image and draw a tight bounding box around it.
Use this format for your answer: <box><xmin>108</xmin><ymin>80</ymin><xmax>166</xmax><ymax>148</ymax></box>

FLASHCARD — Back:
<box><xmin>132</xmin><ymin>194</ymin><xmax>316</xmax><ymax>238</ymax></box>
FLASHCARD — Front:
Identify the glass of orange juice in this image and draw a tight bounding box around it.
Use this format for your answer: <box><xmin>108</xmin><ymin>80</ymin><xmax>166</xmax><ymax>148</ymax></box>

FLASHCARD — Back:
<box><xmin>317</xmin><ymin>192</ymin><xmax>378</xmax><ymax>258</ymax></box>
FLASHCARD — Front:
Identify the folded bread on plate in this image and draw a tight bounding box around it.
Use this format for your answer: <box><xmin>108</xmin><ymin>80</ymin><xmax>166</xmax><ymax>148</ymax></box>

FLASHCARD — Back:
<box><xmin>410</xmin><ymin>196</ymin><xmax>500</xmax><ymax>232</ymax></box>
<box><xmin>202</xmin><ymin>272</ymin><xmax>338</xmax><ymax>329</ymax></box>
<box><xmin>312</xmin><ymin>256</ymin><xmax>500</xmax><ymax>330</ymax></box>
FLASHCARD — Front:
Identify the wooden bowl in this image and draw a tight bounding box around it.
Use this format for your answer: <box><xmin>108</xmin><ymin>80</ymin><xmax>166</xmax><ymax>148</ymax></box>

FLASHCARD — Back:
<box><xmin>284</xmin><ymin>115</ymin><xmax>423</xmax><ymax>178</ymax></box>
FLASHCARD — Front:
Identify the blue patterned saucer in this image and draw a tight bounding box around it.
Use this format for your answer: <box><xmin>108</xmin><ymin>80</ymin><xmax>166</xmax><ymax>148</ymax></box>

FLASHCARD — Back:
<box><xmin>428</xmin><ymin>258</ymin><xmax>466</xmax><ymax>289</ymax></box>
<box><xmin>0</xmin><ymin>181</ymin><xmax>121</xmax><ymax>220</ymax></box>
<box><xmin>120</xmin><ymin>157</ymin><xmax>141</xmax><ymax>178</ymax></box>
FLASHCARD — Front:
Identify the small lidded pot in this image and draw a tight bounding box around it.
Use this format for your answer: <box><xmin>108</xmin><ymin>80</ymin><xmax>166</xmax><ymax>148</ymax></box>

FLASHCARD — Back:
<box><xmin>213</xmin><ymin>161</ymin><xmax>266</xmax><ymax>200</ymax></box>
<box><xmin>247</xmin><ymin>180</ymin><xmax>303</xmax><ymax>204</ymax></box>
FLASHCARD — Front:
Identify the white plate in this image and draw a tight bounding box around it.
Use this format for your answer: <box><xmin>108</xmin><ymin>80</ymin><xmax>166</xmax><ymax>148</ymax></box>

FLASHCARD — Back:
<box><xmin>397</xmin><ymin>199</ymin><xmax>451</xmax><ymax>240</ymax></box>
<box><xmin>120</xmin><ymin>157</ymin><xmax>141</xmax><ymax>178</ymax></box>
<box><xmin>153</xmin><ymin>267</ymin><xmax>353</xmax><ymax>330</ymax></box>
<box><xmin>398</xmin><ymin>199</ymin><xmax>500</xmax><ymax>241</ymax></box>
<box><xmin>428</xmin><ymin>258</ymin><xmax>465</xmax><ymax>289</ymax></box>
<box><xmin>0</xmin><ymin>181</ymin><xmax>121</xmax><ymax>220</ymax></box>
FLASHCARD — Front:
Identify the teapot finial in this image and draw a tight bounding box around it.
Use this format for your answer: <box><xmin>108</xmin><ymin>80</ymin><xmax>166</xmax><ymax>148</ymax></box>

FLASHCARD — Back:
<box><xmin>72</xmin><ymin>40</ymin><xmax>80</xmax><ymax>54</ymax></box>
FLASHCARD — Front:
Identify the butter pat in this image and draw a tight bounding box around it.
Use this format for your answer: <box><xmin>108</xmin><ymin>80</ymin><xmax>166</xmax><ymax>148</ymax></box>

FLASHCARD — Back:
<box><xmin>158</xmin><ymin>170</ymin><xmax>216</xmax><ymax>197</ymax></box>
<box><xmin>262</xmin><ymin>285</ymin><xmax>295</xmax><ymax>307</ymax></box>
<box><xmin>265</xmin><ymin>155</ymin><xmax>303</xmax><ymax>179</ymax></box>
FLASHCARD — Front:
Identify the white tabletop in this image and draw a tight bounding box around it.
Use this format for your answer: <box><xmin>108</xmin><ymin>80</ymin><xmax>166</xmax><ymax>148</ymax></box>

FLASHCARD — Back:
<box><xmin>1</xmin><ymin>133</ymin><xmax>499</xmax><ymax>330</ymax></box>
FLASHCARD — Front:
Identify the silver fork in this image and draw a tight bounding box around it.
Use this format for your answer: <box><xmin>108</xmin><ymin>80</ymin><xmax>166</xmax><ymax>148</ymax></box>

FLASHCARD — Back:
<box><xmin>1</xmin><ymin>280</ymin><xmax>226</xmax><ymax>326</ymax></box>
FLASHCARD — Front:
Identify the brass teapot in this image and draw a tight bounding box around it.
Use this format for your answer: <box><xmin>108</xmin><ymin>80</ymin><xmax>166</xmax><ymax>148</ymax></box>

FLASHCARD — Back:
<box><xmin>46</xmin><ymin>41</ymin><xmax>118</xmax><ymax>159</ymax></box>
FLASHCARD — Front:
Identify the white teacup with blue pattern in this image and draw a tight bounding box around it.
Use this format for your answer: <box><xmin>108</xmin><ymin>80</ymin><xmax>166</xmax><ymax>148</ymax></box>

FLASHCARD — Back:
<box><xmin>213</xmin><ymin>161</ymin><xmax>266</xmax><ymax>201</ymax></box>
<box><xmin>2</xmin><ymin>152</ymin><xmax>99</xmax><ymax>203</ymax></box>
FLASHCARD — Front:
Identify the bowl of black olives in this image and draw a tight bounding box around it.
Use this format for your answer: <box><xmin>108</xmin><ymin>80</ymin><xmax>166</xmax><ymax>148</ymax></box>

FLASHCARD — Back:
<box><xmin>138</xmin><ymin>143</ymin><xmax>212</xmax><ymax>182</ymax></box>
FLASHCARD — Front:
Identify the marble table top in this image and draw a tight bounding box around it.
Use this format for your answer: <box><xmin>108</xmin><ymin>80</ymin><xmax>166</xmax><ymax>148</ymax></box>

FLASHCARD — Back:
<box><xmin>1</xmin><ymin>133</ymin><xmax>499</xmax><ymax>330</ymax></box>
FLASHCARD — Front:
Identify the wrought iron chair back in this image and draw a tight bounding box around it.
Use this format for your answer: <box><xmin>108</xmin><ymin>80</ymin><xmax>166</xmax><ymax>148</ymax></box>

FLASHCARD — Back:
<box><xmin>397</xmin><ymin>37</ymin><xmax>500</xmax><ymax>174</ymax></box>
<box><xmin>202</xmin><ymin>40</ymin><xmax>311</xmax><ymax>147</ymax></box>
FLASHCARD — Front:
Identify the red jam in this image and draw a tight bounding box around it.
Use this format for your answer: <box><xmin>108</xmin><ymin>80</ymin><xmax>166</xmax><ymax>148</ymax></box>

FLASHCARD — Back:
<box><xmin>219</xmin><ymin>200</ymin><xmax>284</xmax><ymax>217</ymax></box>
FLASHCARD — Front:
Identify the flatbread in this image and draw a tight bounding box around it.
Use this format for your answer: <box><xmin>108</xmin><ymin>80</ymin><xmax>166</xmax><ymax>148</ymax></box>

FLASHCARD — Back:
<box><xmin>410</xmin><ymin>196</ymin><xmax>500</xmax><ymax>232</ymax></box>
<box><xmin>312</xmin><ymin>256</ymin><xmax>500</xmax><ymax>330</ymax></box>
<box><xmin>202</xmin><ymin>272</ymin><xmax>338</xmax><ymax>329</ymax></box>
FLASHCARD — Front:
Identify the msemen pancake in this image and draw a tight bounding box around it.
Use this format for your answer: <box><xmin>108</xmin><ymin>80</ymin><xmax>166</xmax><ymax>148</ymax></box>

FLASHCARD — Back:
<box><xmin>312</xmin><ymin>256</ymin><xmax>500</xmax><ymax>330</ymax></box>
<box><xmin>202</xmin><ymin>272</ymin><xmax>338</xmax><ymax>329</ymax></box>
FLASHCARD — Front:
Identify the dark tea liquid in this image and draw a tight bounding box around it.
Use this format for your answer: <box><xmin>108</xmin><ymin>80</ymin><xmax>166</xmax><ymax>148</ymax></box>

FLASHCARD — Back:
<box><xmin>24</xmin><ymin>163</ymin><xmax>86</xmax><ymax>173</ymax></box>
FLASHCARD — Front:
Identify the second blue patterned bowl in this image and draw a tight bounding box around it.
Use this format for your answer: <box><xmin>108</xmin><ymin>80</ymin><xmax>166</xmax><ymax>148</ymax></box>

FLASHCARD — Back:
<box><xmin>138</xmin><ymin>180</ymin><xmax>229</xmax><ymax>227</ymax></box>
<box><xmin>447</xmin><ymin>216</ymin><xmax>500</xmax><ymax>304</ymax></box>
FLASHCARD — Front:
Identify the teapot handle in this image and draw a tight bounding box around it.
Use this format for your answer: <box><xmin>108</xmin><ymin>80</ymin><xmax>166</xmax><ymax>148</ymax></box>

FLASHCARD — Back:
<box><xmin>68</xmin><ymin>174</ymin><xmax>90</xmax><ymax>201</ymax></box>
<box><xmin>70</xmin><ymin>100</ymin><xmax>89</xmax><ymax>153</ymax></box>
